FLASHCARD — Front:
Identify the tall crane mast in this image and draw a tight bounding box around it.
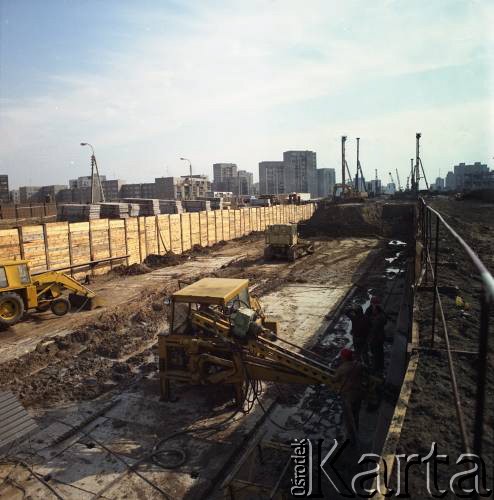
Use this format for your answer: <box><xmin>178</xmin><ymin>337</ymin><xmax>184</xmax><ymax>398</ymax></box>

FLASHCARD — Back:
<box><xmin>389</xmin><ymin>171</ymin><xmax>396</xmax><ymax>190</ymax></box>
<box><xmin>341</xmin><ymin>136</ymin><xmax>347</xmax><ymax>195</ymax></box>
<box><xmin>355</xmin><ymin>137</ymin><xmax>366</xmax><ymax>193</ymax></box>
<box><xmin>395</xmin><ymin>168</ymin><xmax>402</xmax><ymax>192</ymax></box>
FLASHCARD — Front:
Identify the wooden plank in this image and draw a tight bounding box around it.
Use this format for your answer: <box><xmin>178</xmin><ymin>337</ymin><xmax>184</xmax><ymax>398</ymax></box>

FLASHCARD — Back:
<box><xmin>374</xmin><ymin>353</ymin><xmax>419</xmax><ymax>499</ymax></box>
<box><xmin>17</xmin><ymin>227</ymin><xmax>25</xmax><ymax>259</ymax></box>
<box><xmin>190</xmin><ymin>212</ymin><xmax>200</xmax><ymax>247</ymax></box>
<box><xmin>157</xmin><ymin>214</ymin><xmax>171</xmax><ymax>253</ymax></box>
<box><xmin>207</xmin><ymin>211</ymin><xmax>216</xmax><ymax>245</ymax></box>
<box><xmin>20</xmin><ymin>225</ymin><xmax>46</xmax><ymax>273</ymax></box>
<box><xmin>46</xmin><ymin>222</ymin><xmax>71</xmax><ymax>272</ymax></box>
<box><xmin>222</xmin><ymin>210</ymin><xmax>230</xmax><ymax>241</ymax></box>
<box><xmin>169</xmin><ymin>214</ymin><xmax>182</xmax><ymax>254</ymax></box>
<box><xmin>181</xmin><ymin>213</ymin><xmax>191</xmax><ymax>251</ymax></box>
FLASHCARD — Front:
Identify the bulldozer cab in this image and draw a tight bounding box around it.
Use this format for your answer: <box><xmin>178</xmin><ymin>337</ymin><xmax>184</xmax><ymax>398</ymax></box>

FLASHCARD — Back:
<box><xmin>0</xmin><ymin>260</ymin><xmax>32</xmax><ymax>291</ymax></box>
<box><xmin>170</xmin><ymin>278</ymin><xmax>252</xmax><ymax>335</ymax></box>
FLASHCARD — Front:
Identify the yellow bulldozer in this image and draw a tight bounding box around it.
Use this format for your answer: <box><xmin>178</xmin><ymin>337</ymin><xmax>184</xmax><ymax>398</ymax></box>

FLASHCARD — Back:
<box><xmin>158</xmin><ymin>278</ymin><xmax>372</xmax><ymax>405</ymax></box>
<box><xmin>0</xmin><ymin>260</ymin><xmax>98</xmax><ymax>328</ymax></box>
<box><xmin>264</xmin><ymin>224</ymin><xmax>315</xmax><ymax>262</ymax></box>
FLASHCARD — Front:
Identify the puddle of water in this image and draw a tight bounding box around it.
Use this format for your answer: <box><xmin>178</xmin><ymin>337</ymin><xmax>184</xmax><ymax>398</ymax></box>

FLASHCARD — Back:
<box><xmin>385</xmin><ymin>252</ymin><xmax>401</xmax><ymax>264</ymax></box>
<box><xmin>322</xmin><ymin>293</ymin><xmax>372</xmax><ymax>350</ymax></box>
<box><xmin>389</xmin><ymin>240</ymin><xmax>407</xmax><ymax>247</ymax></box>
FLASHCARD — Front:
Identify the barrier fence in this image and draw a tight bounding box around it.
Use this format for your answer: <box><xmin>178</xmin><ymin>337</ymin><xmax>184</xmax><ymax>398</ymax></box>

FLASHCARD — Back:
<box><xmin>418</xmin><ymin>198</ymin><xmax>493</xmax><ymax>475</ymax></box>
<box><xmin>0</xmin><ymin>204</ymin><xmax>315</xmax><ymax>276</ymax></box>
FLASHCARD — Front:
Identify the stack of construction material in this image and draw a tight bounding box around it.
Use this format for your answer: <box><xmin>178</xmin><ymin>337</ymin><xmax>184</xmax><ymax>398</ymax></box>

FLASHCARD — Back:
<box><xmin>128</xmin><ymin>203</ymin><xmax>140</xmax><ymax>217</ymax></box>
<box><xmin>121</xmin><ymin>198</ymin><xmax>160</xmax><ymax>215</ymax></box>
<box><xmin>183</xmin><ymin>200</ymin><xmax>211</xmax><ymax>212</ymax></box>
<box><xmin>57</xmin><ymin>204</ymin><xmax>101</xmax><ymax>222</ymax></box>
<box><xmin>99</xmin><ymin>202</ymin><xmax>130</xmax><ymax>219</ymax></box>
<box><xmin>159</xmin><ymin>200</ymin><xmax>183</xmax><ymax>214</ymax></box>
<box><xmin>206</xmin><ymin>197</ymin><xmax>223</xmax><ymax>210</ymax></box>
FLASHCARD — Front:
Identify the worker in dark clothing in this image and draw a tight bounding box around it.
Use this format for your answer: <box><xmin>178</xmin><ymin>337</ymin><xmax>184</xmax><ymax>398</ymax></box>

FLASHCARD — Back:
<box><xmin>334</xmin><ymin>348</ymin><xmax>363</xmax><ymax>444</ymax></box>
<box><xmin>364</xmin><ymin>296</ymin><xmax>387</xmax><ymax>373</ymax></box>
<box><xmin>346</xmin><ymin>305</ymin><xmax>369</xmax><ymax>364</ymax></box>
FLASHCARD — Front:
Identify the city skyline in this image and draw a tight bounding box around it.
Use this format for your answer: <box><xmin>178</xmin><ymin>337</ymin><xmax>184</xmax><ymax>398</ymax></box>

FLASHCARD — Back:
<box><xmin>0</xmin><ymin>1</ymin><xmax>492</xmax><ymax>189</ymax></box>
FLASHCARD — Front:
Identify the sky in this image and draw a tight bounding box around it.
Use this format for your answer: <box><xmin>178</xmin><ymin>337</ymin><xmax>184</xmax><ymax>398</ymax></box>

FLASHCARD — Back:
<box><xmin>0</xmin><ymin>0</ymin><xmax>493</xmax><ymax>189</ymax></box>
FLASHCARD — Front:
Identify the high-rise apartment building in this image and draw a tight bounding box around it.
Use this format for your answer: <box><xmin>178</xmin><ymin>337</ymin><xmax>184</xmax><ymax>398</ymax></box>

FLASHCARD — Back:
<box><xmin>102</xmin><ymin>179</ymin><xmax>126</xmax><ymax>201</ymax></box>
<box><xmin>453</xmin><ymin>162</ymin><xmax>488</xmax><ymax>190</ymax></box>
<box><xmin>259</xmin><ymin>161</ymin><xmax>286</xmax><ymax>195</ymax></box>
<box><xmin>154</xmin><ymin>176</ymin><xmax>211</xmax><ymax>200</ymax></box>
<box><xmin>283</xmin><ymin>150</ymin><xmax>317</xmax><ymax>196</ymax></box>
<box><xmin>19</xmin><ymin>186</ymin><xmax>42</xmax><ymax>203</ymax></box>
<box><xmin>316</xmin><ymin>168</ymin><xmax>336</xmax><ymax>197</ymax></box>
<box><xmin>0</xmin><ymin>175</ymin><xmax>9</xmax><ymax>202</ymax></box>
<box><xmin>213</xmin><ymin>163</ymin><xmax>237</xmax><ymax>190</ymax></box>
<box><xmin>445</xmin><ymin>171</ymin><xmax>455</xmax><ymax>190</ymax></box>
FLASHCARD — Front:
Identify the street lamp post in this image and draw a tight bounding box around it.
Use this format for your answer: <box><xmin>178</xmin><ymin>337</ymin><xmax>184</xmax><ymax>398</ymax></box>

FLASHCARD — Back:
<box><xmin>180</xmin><ymin>157</ymin><xmax>193</xmax><ymax>200</ymax></box>
<box><xmin>81</xmin><ymin>142</ymin><xmax>105</xmax><ymax>203</ymax></box>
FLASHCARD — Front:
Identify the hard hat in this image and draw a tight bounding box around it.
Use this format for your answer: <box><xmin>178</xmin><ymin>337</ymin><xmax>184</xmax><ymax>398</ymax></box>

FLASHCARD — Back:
<box><xmin>340</xmin><ymin>348</ymin><xmax>353</xmax><ymax>361</ymax></box>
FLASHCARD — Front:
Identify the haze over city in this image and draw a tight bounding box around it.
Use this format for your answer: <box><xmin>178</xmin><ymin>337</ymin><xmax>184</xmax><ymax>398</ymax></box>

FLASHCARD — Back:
<box><xmin>0</xmin><ymin>0</ymin><xmax>492</xmax><ymax>188</ymax></box>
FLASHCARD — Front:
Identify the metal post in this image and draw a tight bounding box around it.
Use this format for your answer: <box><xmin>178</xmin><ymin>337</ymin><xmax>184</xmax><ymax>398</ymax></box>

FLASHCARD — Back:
<box><xmin>428</xmin><ymin>206</ymin><xmax>432</xmax><ymax>257</ymax></box>
<box><xmin>341</xmin><ymin>136</ymin><xmax>347</xmax><ymax>195</ymax></box>
<box><xmin>415</xmin><ymin>133</ymin><xmax>421</xmax><ymax>195</ymax></box>
<box><xmin>473</xmin><ymin>295</ymin><xmax>490</xmax><ymax>457</ymax></box>
<box><xmin>90</xmin><ymin>156</ymin><xmax>95</xmax><ymax>204</ymax></box>
<box><xmin>424</xmin><ymin>208</ymin><xmax>429</xmax><ymax>284</ymax></box>
<box><xmin>355</xmin><ymin>137</ymin><xmax>360</xmax><ymax>191</ymax></box>
<box><xmin>431</xmin><ymin>215</ymin><xmax>440</xmax><ymax>346</ymax></box>
<box><xmin>189</xmin><ymin>162</ymin><xmax>193</xmax><ymax>200</ymax></box>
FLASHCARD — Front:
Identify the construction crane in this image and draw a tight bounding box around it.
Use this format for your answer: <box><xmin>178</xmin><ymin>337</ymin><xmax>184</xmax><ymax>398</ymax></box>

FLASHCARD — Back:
<box><xmin>395</xmin><ymin>168</ymin><xmax>402</xmax><ymax>192</ymax></box>
<box><xmin>389</xmin><ymin>171</ymin><xmax>395</xmax><ymax>186</ymax></box>
<box><xmin>355</xmin><ymin>138</ymin><xmax>367</xmax><ymax>193</ymax></box>
<box><xmin>412</xmin><ymin>133</ymin><xmax>429</xmax><ymax>193</ymax></box>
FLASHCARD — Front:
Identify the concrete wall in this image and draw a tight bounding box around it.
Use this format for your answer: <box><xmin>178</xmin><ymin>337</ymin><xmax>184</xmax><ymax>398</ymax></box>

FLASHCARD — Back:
<box><xmin>0</xmin><ymin>204</ymin><xmax>315</xmax><ymax>276</ymax></box>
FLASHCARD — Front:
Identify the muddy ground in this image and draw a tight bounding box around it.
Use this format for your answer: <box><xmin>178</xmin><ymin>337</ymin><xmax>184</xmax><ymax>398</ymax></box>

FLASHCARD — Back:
<box><xmin>0</xmin><ymin>235</ymin><xmax>261</xmax><ymax>407</ymax></box>
<box><xmin>0</xmin><ymin>202</ymin><xmax>416</xmax><ymax>499</ymax></box>
<box><xmin>0</xmin><ymin>232</ymin><xmax>382</xmax><ymax>411</ymax></box>
<box><xmin>397</xmin><ymin>196</ymin><xmax>494</xmax><ymax>497</ymax></box>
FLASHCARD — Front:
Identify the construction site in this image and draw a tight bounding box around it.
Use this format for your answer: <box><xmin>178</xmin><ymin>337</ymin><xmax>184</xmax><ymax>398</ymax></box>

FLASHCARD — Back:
<box><xmin>0</xmin><ymin>181</ymin><xmax>492</xmax><ymax>498</ymax></box>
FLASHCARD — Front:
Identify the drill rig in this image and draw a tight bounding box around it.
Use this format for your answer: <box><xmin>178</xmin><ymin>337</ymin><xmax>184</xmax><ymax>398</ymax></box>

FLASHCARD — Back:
<box><xmin>158</xmin><ymin>278</ymin><xmax>344</xmax><ymax>405</ymax></box>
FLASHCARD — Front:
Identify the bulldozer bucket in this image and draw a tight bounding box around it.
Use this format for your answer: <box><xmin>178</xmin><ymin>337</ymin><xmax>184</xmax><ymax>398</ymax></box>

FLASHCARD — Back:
<box><xmin>69</xmin><ymin>293</ymin><xmax>104</xmax><ymax>311</ymax></box>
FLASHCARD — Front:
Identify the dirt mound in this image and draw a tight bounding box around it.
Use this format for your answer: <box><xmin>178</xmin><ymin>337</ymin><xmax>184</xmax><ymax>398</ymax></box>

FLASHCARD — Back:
<box><xmin>112</xmin><ymin>263</ymin><xmax>151</xmax><ymax>275</ymax></box>
<box><xmin>301</xmin><ymin>201</ymin><xmax>415</xmax><ymax>239</ymax></box>
<box><xmin>144</xmin><ymin>252</ymin><xmax>186</xmax><ymax>267</ymax></box>
<box><xmin>191</xmin><ymin>244</ymin><xmax>209</xmax><ymax>254</ymax></box>
<box><xmin>0</xmin><ymin>287</ymin><xmax>173</xmax><ymax>407</ymax></box>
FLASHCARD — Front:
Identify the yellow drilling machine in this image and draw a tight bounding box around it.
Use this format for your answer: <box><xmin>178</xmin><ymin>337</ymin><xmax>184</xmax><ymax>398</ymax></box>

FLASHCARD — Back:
<box><xmin>264</xmin><ymin>223</ymin><xmax>315</xmax><ymax>262</ymax></box>
<box><xmin>0</xmin><ymin>259</ymin><xmax>99</xmax><ymax>328</ymax></box>
<box><xmin>158</xmin><ymin>278</ymin><xmax>375</xmax><ymax>406</ymax></box>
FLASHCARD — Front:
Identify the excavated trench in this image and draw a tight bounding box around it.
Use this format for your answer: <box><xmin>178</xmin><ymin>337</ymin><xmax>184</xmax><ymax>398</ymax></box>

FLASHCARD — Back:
<box><xmin>0</xmin><ymin>201</ymin><xmax>418</xmax><ymax>499</ymax></box>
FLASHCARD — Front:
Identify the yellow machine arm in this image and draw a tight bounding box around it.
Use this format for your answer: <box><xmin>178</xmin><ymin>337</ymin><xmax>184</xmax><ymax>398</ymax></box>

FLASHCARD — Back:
<box><xmin>33</xmin><ymin>271</ymin><xmax>96</xmax><ymax>299</ymax></box>
<box><xmin>160</xmin><ymin>309</ymin><xmax>342</xmax><ymax>403</ymax></box>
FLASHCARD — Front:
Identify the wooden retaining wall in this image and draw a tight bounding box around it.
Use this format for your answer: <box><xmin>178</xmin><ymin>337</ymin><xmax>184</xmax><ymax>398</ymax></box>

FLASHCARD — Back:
<box><xmin>0</xmin><ymin>205</ymin><xmax>315</xmax><ymax>276</ymax></box>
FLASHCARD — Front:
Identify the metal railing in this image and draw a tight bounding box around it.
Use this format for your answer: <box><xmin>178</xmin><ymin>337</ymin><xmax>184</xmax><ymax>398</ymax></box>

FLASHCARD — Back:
<box><xmin>418</xmin><ymin>198</ymin><xmax>493</xmax><ymax>467</ymax></box>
